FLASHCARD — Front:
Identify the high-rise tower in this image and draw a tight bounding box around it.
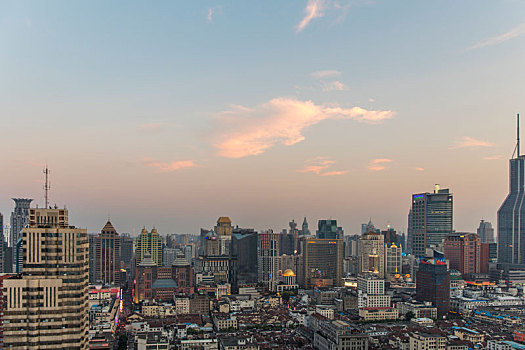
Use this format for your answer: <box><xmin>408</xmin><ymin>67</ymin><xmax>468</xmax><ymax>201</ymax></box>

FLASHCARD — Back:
<box><xmin>408</xmin><ymin>185</ymin><xmax>453</xmax><ymax>257</ymax></box>
<box><xmin>477</xmin><ymin>220</ymin><xmax>495</xmax><ymax>243</ymax></box>
<box><xmin>9</xmin><ymin>198</ymin><xmax>33</xmax><ymax>248</ymax></box>
<box><xmin>94</xmin><ymin>221</ymin><xmax>121</xmax><ymax>285</ymax></box>
<box><xmin>498</xmin><ymin>114</ymin><xmax>525</xmax><ymax>267</ymax></box>
<box><xmin>3</xmin><ymin>207</ymin><xmax>89</xmax><ymax>349</ymax></box>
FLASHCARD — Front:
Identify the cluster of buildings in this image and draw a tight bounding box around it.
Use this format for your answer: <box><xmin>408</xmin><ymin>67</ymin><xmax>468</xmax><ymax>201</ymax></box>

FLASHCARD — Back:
<box><xmin>2</xmin><ymin>126</ymin><xmax>525</xmax><ymax>349</ymax></box>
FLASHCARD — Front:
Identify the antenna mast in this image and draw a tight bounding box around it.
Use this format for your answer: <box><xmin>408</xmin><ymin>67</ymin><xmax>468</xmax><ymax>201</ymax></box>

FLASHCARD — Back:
<box><xmin>518</xmin><ymin>113</ymin><xmax>521</xmax><ymax>158</ymax></box>
<box><xmin>43</xmin><ymin>165</ymin><xmax>50</xmax><ymax>208</ymax></box>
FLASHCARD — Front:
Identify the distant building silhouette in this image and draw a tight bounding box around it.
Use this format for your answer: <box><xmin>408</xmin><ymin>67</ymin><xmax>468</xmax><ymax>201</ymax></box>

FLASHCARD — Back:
<box><xmin>477</xmin><ymin>220</ymin><xmax>494</xmax><ymax>243</ymax></box>
<box><xmin>9</xmin><ymin>198</ymin><xmax>32</xmax><ymax>248</ymax></box>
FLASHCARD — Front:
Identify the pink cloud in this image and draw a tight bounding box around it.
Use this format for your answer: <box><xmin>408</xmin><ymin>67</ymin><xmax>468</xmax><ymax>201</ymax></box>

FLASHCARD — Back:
<box><xmin>451</xmin><ymin>136</ymin><xmax>494</xmax><ymax>149</ymax></box>
<box><xmin>214</xmin><ymin>97</ymin><xmax>394</xmax><ymax>158</ymax></box>
<box><xmin>297</xmin><ymin>157</ymin><xmax>346</xmax><ymax>176</ymax></box>
<box><xmin>143</xmin><ymin>159</ymin><xmax>197</xmax><ymax>172</ymax></box>
<box><xmin>415</xmin><ymin>167</ymin><xmax>425</xmax><ymax>171</ymax></box>
<box><xmin>296</xmin><ymin>0</ymin><xmax>326</xmax><ymax>32</ymax></box>
<box><xmin>322</xmin><ymin>80</ymin><xmax>346</xmax><ymax>91</ymax></box>
<box><xmin>368</xmin><ymin>158</ymin><xmax>392</xmax><ymax>171</ymax></box>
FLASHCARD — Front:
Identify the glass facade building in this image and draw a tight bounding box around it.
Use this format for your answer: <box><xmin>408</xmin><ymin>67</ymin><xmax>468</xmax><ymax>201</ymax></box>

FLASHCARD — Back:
<box><xmin>408</xmin><ymin>186</ymin><xmax>453</xmax><ymax>257</ymax></box>
<box><xmin>498</xmin><ymin>156</ymin><xmax>525</xmax><ymax>267</ymax></box>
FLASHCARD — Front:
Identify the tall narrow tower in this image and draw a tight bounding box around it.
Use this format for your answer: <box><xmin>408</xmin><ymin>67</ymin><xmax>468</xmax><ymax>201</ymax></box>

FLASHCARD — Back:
<box><xmin>498</xmin><ymin>114</ymin><xmax>525</xmax><ymax>267</ymax></box>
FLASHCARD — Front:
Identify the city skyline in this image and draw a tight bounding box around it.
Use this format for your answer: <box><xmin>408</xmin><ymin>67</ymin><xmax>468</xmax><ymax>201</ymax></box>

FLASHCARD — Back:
<box><xmin>2</xmin><ymin>1</ymin><xmax>524</xmax><ymax>234</ymax></box>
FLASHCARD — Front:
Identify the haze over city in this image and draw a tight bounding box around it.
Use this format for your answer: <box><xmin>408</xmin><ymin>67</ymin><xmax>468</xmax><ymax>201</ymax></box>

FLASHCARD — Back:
<box><xmin>2</xmin><ymin>1</ymin><xmax>524</xmax><ymax>234</ymax></box>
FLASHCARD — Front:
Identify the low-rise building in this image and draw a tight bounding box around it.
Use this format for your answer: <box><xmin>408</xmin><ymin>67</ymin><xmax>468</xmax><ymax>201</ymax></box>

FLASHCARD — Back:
<box><xmin>397</xmin><ymin>301</ymin><xmax>438</xmax><ymax>319</ymax></box>
<box><xmin>359</xmin><ymin>307</ymin><xmax>398</xmax><ymax>321</ymax></box>
<box><xmin>409</xmin><ymin>332</ymin><xmax>446</xmax><ymax>350</ymax></box>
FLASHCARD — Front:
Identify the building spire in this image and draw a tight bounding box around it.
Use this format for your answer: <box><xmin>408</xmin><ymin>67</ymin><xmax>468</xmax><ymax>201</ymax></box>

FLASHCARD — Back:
<box><xmin>518</xmin><ymin>113</ymin><xmax>520</xmax><ymax>158</ymax></box>
<box><xmin>516</xmin><ymin>113</ymin><xmax>520</xmax><ymax>158</ymax></box>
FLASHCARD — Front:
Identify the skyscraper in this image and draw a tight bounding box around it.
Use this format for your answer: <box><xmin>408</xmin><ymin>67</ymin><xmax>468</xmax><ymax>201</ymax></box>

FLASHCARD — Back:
<box><xmin>4</xmin><ymin>207</ymin><xmax>89</xmax><ymax>349</ymax></box>
<box><xmin>443</xmin><ymin>233</ymin><xmax>481</xmax><ymax>278</ymax></box>
<box><xmin>477</xmin><ymin>220</ymin><xmax>495</xmax><ymax>243</ymax></box>
<box><xmin>498</xmin><ymin>116</ymin><xmax>525</xmax><ymax>266</ymax></box>
<box><xmin>317</xmin><ymin>219</ymin><xmax>343</xmax><ymax>239</ymax></box>
<box><xmin>301</xmin><ymin>217</ymin><xmax>310</xmax><ymax>236</ymax></box>
<box><xmin>416</xmin><ymin>256</ymin><xmax>450</xmax><ymax>318</ymax></box>
<box><xmin>358</xmin><ymin>231</ymin><xmax>385</xmax><ymax>278</ymax></box>
<box><xmin>9</xmin><ymin>198</ymin><xmax>32</xmax><ymax>248</ymax></box>
<box><xmin>301</xmin><ymin>238</ymin><xmax>343</xmax><ymax>289</ymax></box>
<box><xmin>258</xmin><ymin>230</ymin><xmax>280</xmax><ymax>291</ymax></box>
<box><xmin>231</xmin><ymin>228</ymin><xmax>258</xmax><ymax>288</ymax></box>
<box><xmin>408</xmin><ymin>185</ymin><xmax>453</xmax><ymax>257</ymax></box>
<box><xmin>94</xmin><ymin>221</ymin><xmax>121</xmax><ymax>285</ymax></box>
<box><xmin>136</xmin><ymin>227</ymin><xmax>163</xmax><ymax>266</ymax></box>
<box><xmin>215</xmin><ymin>216</ymin><xmax>233</xmax><ymax>256</ymax></box>
<box><xmin>385</xmin><ymin>242</ymin><xmax>402</xmax><ymax>281</ymax></box>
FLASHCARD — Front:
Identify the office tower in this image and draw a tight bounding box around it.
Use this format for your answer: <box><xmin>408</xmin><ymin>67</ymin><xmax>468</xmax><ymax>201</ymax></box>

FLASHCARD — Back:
<box><xmin>408</xmin><ymin>185</ymin><xmax>453</xmax><ymax>257</ymax></box>
<box><xmin>88</xmin><ymin>234</ymin><xmax>98</xmax><ymax>283</ymax></box>
<box><xmin>163</xmin><ymin>247</ymin><xmax>177</xmax><ymax>267</ymax></box>
<box><xmin>382</xmin><ymin>224</ymin><xmax>399</xmax><ymax>245</ymax></box>
<box><xmin>9</xmin><ymin>198</ymin><xmax>33</xmax><ymax>248</ymax></box>
<box><xmin>280</xmin><ymin>231</ymin><xmax>296</xmax><ymax>255</ymax></box>
<box><xmin>362</xmin><ymin>219</ymin><xmax>379</xmax><ymax>234</ymax></box>
<box><xmin>136</xmin><ymin>227</ymin><xmax>162</xmax><ymax>266</ymax></box>
<box><xmin>344</xmin><ymin>234</ymin><xmax>360</xmax><ymax>257</ymax></box>
<box><xmin>317</xmin><ymin>219</ymin><xmax>343</xmax><ymax>239</ymax></box>
<box><xmin>4</xmin><ymin>207</ymin><xmax>89</xmax><ymax>349</ymax></box>
<box><xmin>258</xmin><ymin>230</ymin><xmax>280</xmax><ymax>291</ymax></box>
<box><xmin>120</xmin><ymin>233</ymin><xmax>134</xmax><ymax>265</ymax></box>
<box><xmin>215</xmin><ymin>217</ymin><xmax>233</xmax><ymax>256</ymax></box>
<box><xmin>358</xmin><ymin>231</ymin><xmax>385</xmax><ymax>278</ymax></box>
<box><xmin>231</xmin><ymin>228</ymin><xmax>258</xmax><ymax>287</ymax></box>
<box><xmin>477</xmin><ymin>220</ymin><xmax>495</xmax><ymax>243</ymax></box>
<box><xmin>498</xmin><ymin>117</ymin><xmax>525</xmax><ymax>267</ymax></box>
<box><xmin>385</xmin><ymin>242</ymin><xmax>402</xmax><ymax>280</ymax></box>
<box><xmin>94</xmin><ymin>221</ymin><xmax>121</xmax><ymax>285</ymax></box>
<box><xmin>301</xmin><ymin>238</ymin><xmax>343</xmax><ymax>289</ymax></box>
<box><xmin>416</xmin><ymin>257</ymin><xmax>450</xmax><ymax>317</ymax></box>
<box><xmin>444</xmin><ymin>233</ymin><xmax>481</xmax><ymax>277</ymax></box>
<box><xmin>301</xmin><ymin>217</ymin><xmax>310</xmax><ymax>236</ymax></box>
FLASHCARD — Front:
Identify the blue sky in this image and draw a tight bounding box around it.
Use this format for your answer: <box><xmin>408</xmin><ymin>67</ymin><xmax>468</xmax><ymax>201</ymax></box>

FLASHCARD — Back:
<box><xmin>1</xmin><ymin>1</ymin><xmax>524</xmax><ymax>235</ymax></box>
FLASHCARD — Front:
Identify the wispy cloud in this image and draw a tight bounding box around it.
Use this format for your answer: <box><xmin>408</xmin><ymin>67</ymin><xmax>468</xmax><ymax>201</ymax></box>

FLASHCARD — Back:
<box><xmin>213</xmin><ymin>97</ymin><xmax>395</xmax><ymax>158</ymax></box>
<box><xmin>207</xmin><ymin>5</ymin><xmax>222</xmax><ymax>23</ymax></box>
<box><xmin>368</xmin><ymin>158</ymin><xmax>392</xmax><ymax>171</ymax></box>
<box><xmin>322</xmin><ymin>80</ymin><xmax>346</xmax><ymax>91</ymax></box>
<box><xmin>415</xmin><ymin>167</ymin><xmax>425</xmax><ymax>171</ymax></box>
<box><xmin>451</xmin><ymin>136</ymin><xmax>494</xmax><ymax>149</ymax></box>
<box><xmin>143</xmin><ymin>159</ymin><xmax>197</xmax><ymax>172</ymax></box>
<box><xmin>296</xmin><ymin>0</ymin><xmax>327</xmax><ymax>32</ymax></box>
<box><xmin>484</xmin><ymin>155</ymin><xmax>502</xmax><ymax>160</ymax></box>
<box><xmin>467</xmin><ymin>22</ymin><xmax>525</xmax><ymax>50</ymax></box>
<box><xmin>311</xmin><ymin>70</ymin><xmax>341</xmax><ymax>78</ymax></box>
<box><xmin>297</xmin><ymin>157</ymin><xmax>347</xmax><ymax>176</ymax></box>
<box><xmin>137</xmin><ymin>123</ymin><xmax>163</xmax><ymax>133</ymax></box>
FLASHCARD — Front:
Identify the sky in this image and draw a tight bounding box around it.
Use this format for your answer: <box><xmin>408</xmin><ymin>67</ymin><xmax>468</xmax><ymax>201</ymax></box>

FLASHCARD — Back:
<box><xmin>1</xmin><ymin>1</ymin><xmax>524</xmax><ymax>236</ymax></box>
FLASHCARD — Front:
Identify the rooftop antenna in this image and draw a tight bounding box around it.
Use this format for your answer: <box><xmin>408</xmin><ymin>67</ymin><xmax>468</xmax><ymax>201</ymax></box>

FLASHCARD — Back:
<box><xmin>43</xmin><ymin>164</ymin><xmax>50</xmax><ymax>208</ymax></box>
<box><xmin>518</xmin><ymin>113</ymin><xmax>520</xmax><ymax>158</ymax></box>
<box><xmin>516</xmin><ymin>113</ymin><xmax>520</xmax><ymax>158</ymax></box>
